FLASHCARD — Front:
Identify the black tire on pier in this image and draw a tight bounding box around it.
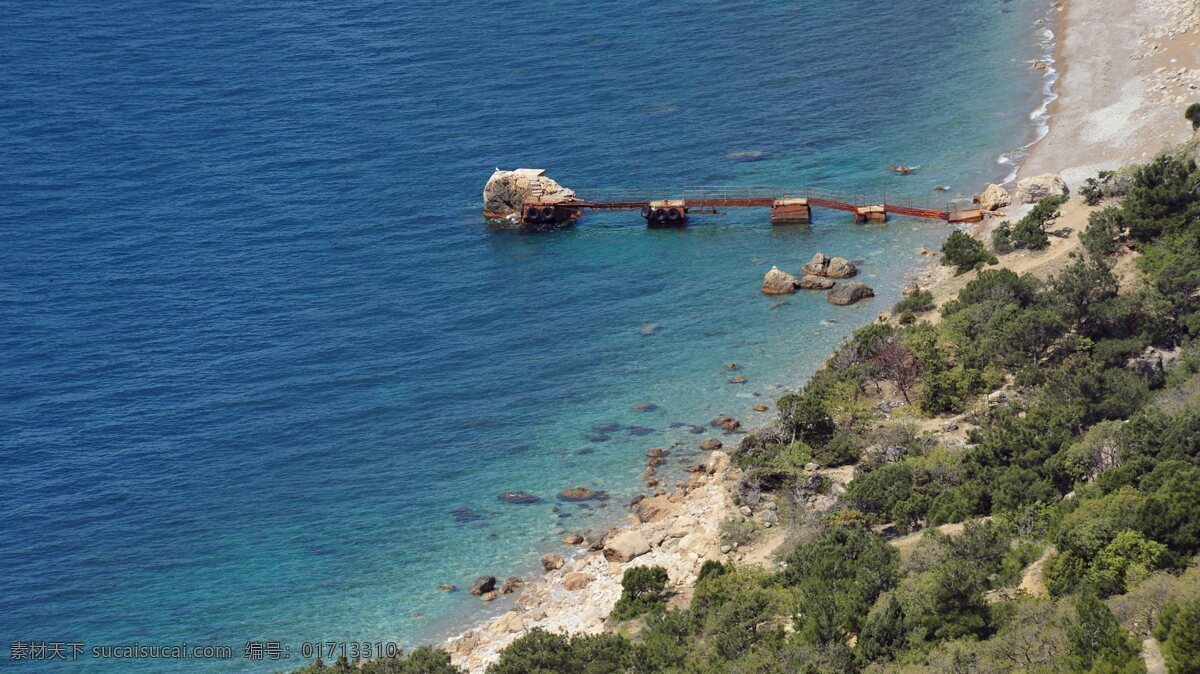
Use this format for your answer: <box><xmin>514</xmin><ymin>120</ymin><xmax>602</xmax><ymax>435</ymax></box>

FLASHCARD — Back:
<box><xmin>640</xmin><ymin>205</ymin><xmax>652</xmax><ymax>219</ymax></box>
<box><xmin>666</xmin><ymin>207</ymin><xmax>682</xmax><ymax>223</ymax></box>
<box><xmin>540</xmin><ymin>205</ymin><xmax>555</xmax><ymax>220</ymax></box>
<box><xmin>653</xmin><ymin>208</ymin><xmax>666</xmax><ymax>222</ymax></box>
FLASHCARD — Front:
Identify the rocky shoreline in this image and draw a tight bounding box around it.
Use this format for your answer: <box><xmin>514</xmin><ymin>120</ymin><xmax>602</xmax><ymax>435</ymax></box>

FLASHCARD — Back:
<box><xmin>444</xmin><ymin>451</ymin><xmax>739</xmax><ymax>672</ymax></box>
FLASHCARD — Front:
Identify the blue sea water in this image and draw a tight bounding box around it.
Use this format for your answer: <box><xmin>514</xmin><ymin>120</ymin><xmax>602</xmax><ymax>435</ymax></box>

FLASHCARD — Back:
<box><xmin>0</xmin><ymin>1</ymin><xmax>1051</xmax><ymax>671</ymax></box>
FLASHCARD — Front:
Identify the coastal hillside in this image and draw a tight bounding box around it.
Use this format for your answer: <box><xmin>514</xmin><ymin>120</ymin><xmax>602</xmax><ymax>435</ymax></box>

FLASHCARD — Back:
<box><xmin>290</xmin><ymin>132</ymin><xmax>1200</xmax><ymax>672</ymax></box>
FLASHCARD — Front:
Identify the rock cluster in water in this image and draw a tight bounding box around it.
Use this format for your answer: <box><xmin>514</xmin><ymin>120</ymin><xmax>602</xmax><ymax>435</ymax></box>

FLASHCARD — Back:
<box><xmin>762</xmin><ymin>253</ymin><xmax>872</xmax><ymax>305</ymax></box>
<box><xmin>801</xmin><ymin>252</ymin><xmax>857</xmax><ymax>278</ymax></box>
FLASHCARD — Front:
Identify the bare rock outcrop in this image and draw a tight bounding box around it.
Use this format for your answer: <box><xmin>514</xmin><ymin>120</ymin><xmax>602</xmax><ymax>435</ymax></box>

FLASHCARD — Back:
<box><xmin>603</xmin><ymin>530</ymin><xmax>651</xmax><ymax>562</ymax></box>
<box><xmin>562</xmin><ymin>572</ymin><xmax>592</xmax><ymax>591</ymax></box>
<box><xmin>483</xmin><ymin>168</ymin><xmax>576</xmax><ymax>218</ymax></box>
<box><xmin>762</xmin><ymin>266</ymin><xmax>800</xmax><ymax>294</ymax></box>
<box><xmin>802</xmin><ymin>253</ymin><xmax>857</xmax><ymax>278</ymax></box>
<box><xmin>974</xmin><ymin>183</ymin><xmax>1011</xmax><ymax>211</ymax></box>
<box><xmin>827</xmin><ymin>282</ymin><xmax>875</xmax><ymax>306</ymax></box>
<box><xmin>1014</xmin><ymin>174</ymin><xmax>1068</xmax><ymax>204</ymax></box>
<box><xmin>636</xmin><ymin>495</ymin><xmax>682</xmax><ymax>523</ymax></box>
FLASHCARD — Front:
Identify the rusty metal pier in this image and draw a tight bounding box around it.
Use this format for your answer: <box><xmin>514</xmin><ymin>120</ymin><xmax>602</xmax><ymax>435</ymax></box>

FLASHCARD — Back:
<box><xmin>518</xmin><ymin>186</ymin><xmax>982</xmax><ymax>228</ymax></box>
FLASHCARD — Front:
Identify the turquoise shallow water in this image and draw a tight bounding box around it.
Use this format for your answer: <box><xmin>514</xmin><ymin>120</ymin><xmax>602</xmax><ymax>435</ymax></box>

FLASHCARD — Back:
<box><xmin>0</xmin><ymin>1</ymin><xmax>1051</xmax><ymax>671</ymax></box>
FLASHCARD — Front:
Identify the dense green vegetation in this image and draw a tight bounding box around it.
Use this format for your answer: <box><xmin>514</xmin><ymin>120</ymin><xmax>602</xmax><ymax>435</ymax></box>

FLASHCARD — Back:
<box><xmin>942</xmin><ymin>230</ymin><xmax>996</xmax><ymax>274</ymax></box>
<box><xmin>611</xmin><ymin>566</ymin><xmax>670</xmax><ymax>620</ymax></box>
<box><xmin>293</xmin><ymin>153</ymin><xmax>1200</xmax><ymax>673</ymax></box>
<box><xmin>992</xmin><ymin>195</ymin><xmax>1067</xmax><ymax>253</ymax></box>
<box><xmin>892</xmin><ymin>290</ymin><xmax>934</xmax><ymax>324</ymax></box>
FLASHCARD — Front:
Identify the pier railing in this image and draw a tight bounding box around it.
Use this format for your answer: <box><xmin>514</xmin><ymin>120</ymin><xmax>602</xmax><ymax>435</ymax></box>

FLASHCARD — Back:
<box><xmin>565</xmin><ymin>185</ymin><xmax>975</xmax><ymax>215</ymax></box>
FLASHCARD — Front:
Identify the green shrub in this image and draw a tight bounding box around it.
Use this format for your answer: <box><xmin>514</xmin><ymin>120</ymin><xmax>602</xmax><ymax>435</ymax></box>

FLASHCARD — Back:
<box><xmin>776</xmin><ymin>393</ymin><xmax>835</xmax><ymax>446</ymax></box>
<box><xmin>1008</xmin><ymin>195</ymin><xmax>1066</xmax><ymax>250</ymax></box>
<box><xmin>856</xmin><ymin>593</ymin><xmax>907</xmax><ymax>666</ymax></box>
<box><xmin>696</xmin><ymin>560</ymin><xmax>727</xmax><ymax>584</ymax></box>
<box><xmin>1121</xmin><ymin>154</ymin><xmax>1200</xmax><ymax>242</ymax></box>
<box><xmin>294</xmin><ymin>647</ymin><xmax>464</xmax><ymax>674</ymax></box>
<box><xmin>893</xmin><ymin>290</ymin><xmax>934</xmax><ymax>323</ymax></box>
<box><xmin>991</xmin><ymin>220</ymin><xmax>1014</xmax><ymax>254</ymax></box>
<box><xmin>1187</xmin><ymin>102</ymin><xmax>1200</xmax><ymax>129</ymax></box>
<box><xmin>1081</xmin><ymin>206</ymin><xmax>1124</xmax><ymax>258</ymax></box>
<box><xmin>812</xmin><ymin>432</ymin><xmax>862</xmax><ymax>467</ymax></box>
<box><xmin>1159</xmin><ymin>595</ymin><xmax>1200</xmax><ymax>673</ymax></box>
<box><xmin>611</xmin><ymin>565</ymin><xmax>670</xmax><ymax>620</ymax></box>
<box><xmin>487</xmin><ymin>630</ymin><xmax>640</xmax><ymax>674</ymax></box>
<box><xmin>941</xmin><ymin>230</ymin><xmax>994</xmax><ymax>274</ymax></box>
<box><xmin>1067</xmin><ymin>592</ymin><xmax>1143</xmax><ymax>672</ymax></box>
<box><xmin>920</xmin><ymin>364</ymin><xmax>984</xmax><ymax>415</ymax></box>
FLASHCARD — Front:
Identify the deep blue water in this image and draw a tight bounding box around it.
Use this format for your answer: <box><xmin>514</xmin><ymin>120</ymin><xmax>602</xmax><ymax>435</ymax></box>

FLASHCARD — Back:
<box><xmin>1</xmin><ymin>1</ymin><xmax>1050</xmax><ymax>671</ymax></box>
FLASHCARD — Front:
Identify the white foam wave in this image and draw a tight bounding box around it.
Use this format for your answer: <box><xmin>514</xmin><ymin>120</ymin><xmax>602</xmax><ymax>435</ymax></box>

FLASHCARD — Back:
<box><xmin>993</xmin><ymin>16</ymin><xmax>1060</xmax><ymax>185</ymax></box>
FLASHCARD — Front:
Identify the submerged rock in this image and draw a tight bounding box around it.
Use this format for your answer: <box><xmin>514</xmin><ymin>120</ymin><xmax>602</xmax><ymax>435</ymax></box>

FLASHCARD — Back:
<box><xmin>451</xmin><ymin>506</ymin><xmax>484</xmax><ymax>523</ymax></box>
<box><xmin>700</xmin><ymin>438</ymin><xmax>723</xmax><ymax>451</ymax></box>
<box><xmin>725</xmin><ymin>150</ymin><xmax>766</xmax><ymax>162</ymax></box>
<box><xmin>827</xmin><ymin>282</ymin><xmax>876</xmax><ymax>306</ymax></box>
<box><xmin>497</xmin><ymin>491</ymin><xmax>542</xmax><ymax>505</ymax></box>
<box><xmin>558</xmin><ymin>486</ymin><xmax>608</xmax><ymax>502</ymax></box>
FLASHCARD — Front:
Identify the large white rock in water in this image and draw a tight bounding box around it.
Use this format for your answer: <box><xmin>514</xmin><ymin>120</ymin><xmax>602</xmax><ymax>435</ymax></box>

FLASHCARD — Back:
<box><xmin>761</xmin><ymin>266</ymin><xmax>800</xmax><ymax>294</ymax></box>
<box><xmin>1014</xmin><ymin>174</ymin><xmax>1068</xmax><ymax>204</ymax></box>
<box><xmin>482</xmin><ymin>168</ymin><xmax>576</xmax><ymax>218</ymax></box>
<box><xmin>975</xmin><ymin>183</ymin><xmax>1011</xmax><ymax>211</ymax></box>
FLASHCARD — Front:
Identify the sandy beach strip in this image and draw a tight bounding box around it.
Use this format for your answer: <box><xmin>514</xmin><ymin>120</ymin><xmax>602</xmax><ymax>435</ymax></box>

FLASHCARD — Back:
<box><xmin>1020</xmin><ymin>0</ymin><xmax>1200</xmax><ymax>187</ymax></box>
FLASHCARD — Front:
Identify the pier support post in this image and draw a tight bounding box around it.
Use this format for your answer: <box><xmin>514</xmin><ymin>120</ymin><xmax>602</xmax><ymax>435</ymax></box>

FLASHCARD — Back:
<box><xmin>770</xmin><ymin>198</ymin><xmax>811</xmax><ymax>225</ymax></box>
<box><xmin>856</xmin><ymin>205</ymin><xmax>887</xmax><ymax>224</ymax></box>
<box><xmin>521</xmin><ymin>201</ymin><xmax>580</xmax><ymax>228</ymax></box>
<box><xmin>643</xmin><ymin>200</ymin><xmax>687</xmax><ymax>228</ymax></box>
